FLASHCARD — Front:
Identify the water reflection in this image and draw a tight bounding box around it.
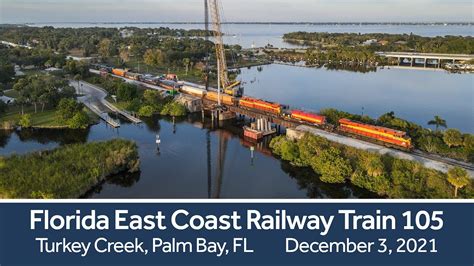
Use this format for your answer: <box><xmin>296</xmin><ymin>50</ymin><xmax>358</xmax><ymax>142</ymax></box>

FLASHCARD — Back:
<box><xmin>16</xmin><ymin>128</ymin><xmax>90</xmax><ymax>145</ymax></box>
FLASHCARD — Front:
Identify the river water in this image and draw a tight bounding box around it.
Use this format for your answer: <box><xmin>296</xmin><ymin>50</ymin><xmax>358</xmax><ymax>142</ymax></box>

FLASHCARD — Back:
<box><xmin>239</xmin><ymin>65</ymin><xmax>474</xmax><ymax>133</ymax></box>
<box><xmin>0</xmin><ymin>115</ymin><xmax>377</xmax><ymax>199</ymax></box>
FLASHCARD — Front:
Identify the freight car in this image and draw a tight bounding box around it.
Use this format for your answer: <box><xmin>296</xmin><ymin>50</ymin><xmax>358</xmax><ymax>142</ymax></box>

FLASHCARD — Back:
<box><xmin>204</xmin><ymin>91</ymin><xmax>236</xmax><ymax>106</ymax></box>
<box><xmin>180</xmin><ymin>85</ymin><xmax>207</xmax><ymax>97</ymax></box>
<box><xmin>239</xmin><ymin>96</ymin><xmax>283</xmax><ymax>115</ymax></box>
<box><xmin>157</xmin><ymin>79</ymin><xmax>181</xmax><ymax>91</ymax></box>
<box><xmin>338</xmin><ymin>118</ymin><xmax>412</xmax><ymax>150</ymax></box>
<box><xmin>124</xmin><ymin>72</ymin><xmax>142</xmax><ymax>81</ymax></box>
<box><xmin>112</xmin><ymin>68</ymin><xmax>128</xmax><ymax>77</ymax></box>
<box><xmin>291</xmin><ymin>110</ymin><xmax>326</xmax><ymax>126</ymax></box>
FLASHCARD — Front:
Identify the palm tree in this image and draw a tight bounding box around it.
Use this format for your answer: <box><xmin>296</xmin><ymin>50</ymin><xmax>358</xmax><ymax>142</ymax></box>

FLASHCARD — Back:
<box><xmin>182</xmin><ymin>58</ymin><xmax>191</xmax><ymax>76</ymax></box>
<box><xmin>428</xmin><ymin>115</ymin><xmax>447</xmax><ymax>131</ymax></box>
<box><xmin>447</xmin><ymin>167</ymin><xmax>470</xmax><ymax>198</ymax></box>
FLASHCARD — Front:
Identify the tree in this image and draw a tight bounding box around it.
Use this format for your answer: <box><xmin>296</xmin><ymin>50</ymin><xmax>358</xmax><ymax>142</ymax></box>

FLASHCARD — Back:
<box><xmin>143</xmin><ymin>90</ymin><xmax>162</xmax><ymax>105</ymax></box>
<box><xmin>160</xmin><ymin>102</ymin><xmax>186</xmax><ymax>117</ymax></box>
<box><xmin>138</xmin><ymin>105</ymin><xmax>155</xmax><ymax>117</ymax></box>
<box><xmin>13</xmin><ymin>78</ymin><xmax>31</xmax><ymax>115</ymax></box>
<box><xmin>0</xmin><ymin>63</ymin><xmax>15</xmax><ymax>83</ymax></box>
<box><xmin>117</xmin><ymin>83</ymin><xmax>138</xmax><ymax>101</ymax></box>
<box><xmin>143</xmin><ymin>49</ymin><xmax>165</xmax><ymax>66</ymax></box>
<box><xmin>0</xmin><ymin>101</ymin><xmax>7</xmax><ymax>114</ymax></box>
<box><xmin>56</xmin><ymin>98</ymin><xmax>83</xmax><ymax>122</ymax></box>
<box><xmin>428</xmin><ymin>115</ymin><xmax>447</xmax><ymax>131</ymax></box>
<box><xmin>119</xmin><ymin>46</ymin><xmax>130</xmax><ymax>63</ymax></box>
<box><xmin>310</xmin><ymin>147</ymin><xmax>352</xmax><ymax>183</ymax></box>
<box><xmin>98</xmin><ymin>38</ymin><xmax>112</xmax><ymax>59</ymax></box>
<box><xmin>19</xmin><ymin>114</ymin><xmax>32</xmax><ymax>128</ymax></box>
<box><xmin>443</xmin><ymin>129</ymin><xmax>463</xmax><ymax>148</ymax></box>
<box><xmin>447</xmin><ymin>167</ymin><xmax>470</xmax><ymax>198</ymax></box>
<box><xmin>182</xmin><ymin>58</ymin><xmax>191</xmax><ymax>75</ymax></box>
<box><xmin>67</xmin><ymin>111</ymin><xmax>90</xmax><ymax>129</ymax></box>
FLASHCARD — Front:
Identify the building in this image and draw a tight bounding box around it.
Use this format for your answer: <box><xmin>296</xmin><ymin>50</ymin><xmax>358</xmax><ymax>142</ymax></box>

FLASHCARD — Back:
<box><xmin>362</xmin><ymin>39</ymin><xmax>378</xmax><ymax>46</ymax></box>
<box><xmin>175</xmin><ymin>94</ymin><xmax>202</xmax><ymax>113</ymax></box>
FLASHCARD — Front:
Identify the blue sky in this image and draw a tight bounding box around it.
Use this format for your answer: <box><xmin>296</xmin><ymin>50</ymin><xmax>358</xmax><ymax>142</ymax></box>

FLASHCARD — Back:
<box><xmin>0</xmin><ymin>0</ymin><xmax>472</xmax><ymax>23</ymax></box>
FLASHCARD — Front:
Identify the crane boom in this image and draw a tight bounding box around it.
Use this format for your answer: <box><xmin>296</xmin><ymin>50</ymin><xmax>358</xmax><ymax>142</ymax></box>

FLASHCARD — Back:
<box><xmin>208</xmin><ymin>0</ymin><xmax>242</xmax><ymax>97</ymax></box>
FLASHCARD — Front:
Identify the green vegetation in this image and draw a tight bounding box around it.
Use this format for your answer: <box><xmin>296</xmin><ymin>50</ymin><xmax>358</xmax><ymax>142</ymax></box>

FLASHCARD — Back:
<box><xmin>428</xmin><ymin>115</ymin><xmax>447</xmax><ymax>131</ymax></box>
<box><xmin>0</xmin><ymin>25</ymin><xmax>248</xmax><ymax>86</ymax></box>
<box><xmin>18</xmin><ymin>114</ymin><xmax>31</xmax><ymax>128</ymax></box>
<box><xmin>270</xmin><ymin>134</ymin><xmax>474</xmax><ymax>199</ymax></box>
<box><xmin>0</xmin><ymin>73</ymin><xmax>94</xmax><ymax>129</ymax></box>
<box><xmin>447</xmin><ymin>167</ymin><xmax>471</xmax><ymax>198</ymax></box>
<box><xmin>86</xmin><ymin>75</ymin><xmax>187</xmax><ymax>117</ymax></box>
<box><xmin>320</xmin><ymin>109</ymin><xmax>474</xmax><ymax>163</ymax></box>
<box><xmin>273</xmin><ymin>32</ymin><xmax>474</xmax><ymax>69</ymax></box>
<box><xmin>56</xmin><ymin>98</ymin><xmax>90</xmax><ymax>129</ymax></box>
<box><xmin>160</xmin><ymin>101</ymin><xmax>187</xmax><ymax>117</ymax></box>
<box><xmin>283</xmin><ymin>32</ymin><xmax>474</xmax><ymax>54</ymax></box>
<box><xmin>13</xmin><ymin>74</ymin><xmax>75</xmax><ymax>114</ymax></box>
<box><xmin>0</xmin><ymin>139</ymin><xmax>140</xmax><ymax>198</ymax></box>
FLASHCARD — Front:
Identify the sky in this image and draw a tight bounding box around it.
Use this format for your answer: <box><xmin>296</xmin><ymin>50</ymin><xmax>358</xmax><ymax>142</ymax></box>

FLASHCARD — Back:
<box><xmin>0</xmin><ymin>0</ymin><xmax>472</xmax><ymax>23</ymax></box>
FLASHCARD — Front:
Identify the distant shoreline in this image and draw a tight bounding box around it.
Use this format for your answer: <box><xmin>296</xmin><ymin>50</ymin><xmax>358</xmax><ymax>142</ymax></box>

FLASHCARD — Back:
<box><xmin>2</xmin><ymin>22</ymin><xmax>472</xmax><ymax>26</ymax></box>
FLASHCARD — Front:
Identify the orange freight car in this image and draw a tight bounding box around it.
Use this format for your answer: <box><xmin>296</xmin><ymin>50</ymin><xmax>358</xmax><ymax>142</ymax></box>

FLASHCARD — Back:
<box><xmin>112</xmin><ymin>68</ymin><xmax>128</xmax><ymax>77</ymax></box>
<box><xmin>205</xmin><ymin>91</ymin><xmax>235</xmax><ymax>106</ymax></box>
<box><xmin>291</xmin><ymin>110</ymin><xmax>326</xmax><ymax>125</ymax></box>
<box><xmin>338</xmin><ymin>118</ymin><xmax>412</xmax><ymax>149</ymax></box>
<box><xmin>238</xmin><ymin>97</ymin><xmax>282</xmax><ymax>114</ymax></box>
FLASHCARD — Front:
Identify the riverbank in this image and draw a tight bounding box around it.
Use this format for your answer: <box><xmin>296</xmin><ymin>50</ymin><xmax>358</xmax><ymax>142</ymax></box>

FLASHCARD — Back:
<box><xmin>270</xmin><ymin>133</ymin><xmax>474</xmax><ymax>199</ymax></box>
<box><xmin>0</xmin><ymin>139</ymin><xmax>140</xmax><ymax>198</ymax></box>
<box><xmin>0</xmin><ymin>105</ymin><xmax>98</xmax><ymax>130</ymax></box>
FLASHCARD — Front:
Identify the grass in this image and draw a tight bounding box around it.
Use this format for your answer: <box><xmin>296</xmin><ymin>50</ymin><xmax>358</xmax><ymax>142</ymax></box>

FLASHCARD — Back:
<box><xmin>0</xmin><ymin>105</ymin><xmax>98</xmax><ymax>128</ymax></box>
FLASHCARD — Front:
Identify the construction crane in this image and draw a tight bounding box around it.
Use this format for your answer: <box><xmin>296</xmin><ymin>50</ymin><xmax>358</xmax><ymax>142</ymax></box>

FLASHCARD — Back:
<box><xmin>208</xmin><ymin>0</ymin><xmax>242</xmax><ymax>97</ymax></box>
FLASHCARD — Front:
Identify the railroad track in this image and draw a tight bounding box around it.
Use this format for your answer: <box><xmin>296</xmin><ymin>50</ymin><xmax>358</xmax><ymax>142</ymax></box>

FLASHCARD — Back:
<box><xmin>412</xmin><ymin>150</ymin><xmax>474</xmax><ymax>171</ymax></box>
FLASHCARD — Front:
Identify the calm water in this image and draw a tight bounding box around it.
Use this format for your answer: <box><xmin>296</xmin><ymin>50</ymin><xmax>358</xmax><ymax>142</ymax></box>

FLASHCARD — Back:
<box><xmin>239</xmin><ymin>65</ymin><xmax>474</xmax><ymax>133</ymax></box>
<box><xmin>0</xmin><ymin>116</ymin><xmax>375</xmax><ymax>199</ymax></box>
<box><xmin>29</xmin><ymin>23</ymin><xmax>474</xmax><ymax>48</ymax></box>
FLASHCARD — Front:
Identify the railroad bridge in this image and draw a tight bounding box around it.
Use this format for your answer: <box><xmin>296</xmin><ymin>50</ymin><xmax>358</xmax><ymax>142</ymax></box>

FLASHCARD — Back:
<box><xmin>202</xmin><ymin>100</ymin><xmax>298</xmax><ymax>128</ymax></box>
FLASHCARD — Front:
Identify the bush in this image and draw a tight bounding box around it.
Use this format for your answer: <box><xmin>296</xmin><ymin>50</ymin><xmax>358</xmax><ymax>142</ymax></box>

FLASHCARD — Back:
<box><xmin>67</xmin><ymin>111</ymin><xmax>90</xmax><ymax>129</ymax></box>
<box><xmin>19</xmin><ymin>114</ymin><xmax>32</xmax><ymax>128</ymax></box>
<box><xmin>161</xmin><ymin>101</ymin><xmax>186</xmax><ymax>117</ymax></box>
<box><xmin>57</xmin><ymin>98</ymin><xmax>83</xmax><ymax>122</ymax></box>
<box><xmin>117</xmin><ymin>83</ymin><xmax>138</xmax><ymax>101</ymax></box>
<box><xmin>443</xmin><ymin>129</ymin><xmax>463</xmax><ymax>148</ymax></box>
<box><xmin>138</xmin><ymin>105</ymin><xmax>155</xmax><ymax>117</ymax></box>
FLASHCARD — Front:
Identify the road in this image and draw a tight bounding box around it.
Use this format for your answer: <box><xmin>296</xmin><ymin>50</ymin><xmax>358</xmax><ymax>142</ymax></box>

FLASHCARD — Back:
<box><xmin>70</xmin><ymin>80</ymin><xmax>121</xmax><ymax>127</ymax></box>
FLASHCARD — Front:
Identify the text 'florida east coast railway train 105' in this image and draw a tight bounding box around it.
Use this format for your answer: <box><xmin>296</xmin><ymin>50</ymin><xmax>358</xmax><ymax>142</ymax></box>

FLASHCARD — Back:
<box><xmin>93</xmin><ymin>65</ymin><xmax>414</xmax><ymax>151</ymax></box>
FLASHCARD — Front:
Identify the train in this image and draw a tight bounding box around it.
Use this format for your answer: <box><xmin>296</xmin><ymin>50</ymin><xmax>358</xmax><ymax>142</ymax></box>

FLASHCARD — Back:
<box><xmin>239</xmin><ymin>97</ymin><xmax>284</xmax><ymax>115</ymax></box>
<box><xmin>91</xmin><ymin>64</ymin><xmax>413</xmax><ymax>150</ymax></box>
<box><xmin>291</xmin><ymin>109</ymin><xmax>326</xmax><ymax>126</ymax></box>
<box><xmin>97</xmin><ymin>65</ymin><xmax>181</xmax><ymax>94</ymax></box>
<box><xmin>338</xmin><ymin>118</ymin><xmax>413</xmax><ymax>150</ymax></box>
